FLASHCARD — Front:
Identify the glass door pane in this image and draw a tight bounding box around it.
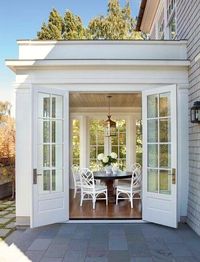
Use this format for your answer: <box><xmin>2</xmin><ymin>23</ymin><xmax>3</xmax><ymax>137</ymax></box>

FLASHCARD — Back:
<box><xmin>38</xmin><ymin>93</ymin><xmax>63</xmax><ymax>194</ymax></box>
<box><xmin>147</xmin><ymin>92</ymin><xmax>172</xmax><ymax>195</ymax></box>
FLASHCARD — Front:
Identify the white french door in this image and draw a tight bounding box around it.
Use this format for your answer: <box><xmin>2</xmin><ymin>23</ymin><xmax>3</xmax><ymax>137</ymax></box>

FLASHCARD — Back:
<box><xmin>31</xmin><ymin>88</ymin><xmax>69</xmax><ymax>228</ymax></box>
<box><xmin>142</xmin><ymin>85</ymin><xmax>177</xmax><ymax>228</ymax></box>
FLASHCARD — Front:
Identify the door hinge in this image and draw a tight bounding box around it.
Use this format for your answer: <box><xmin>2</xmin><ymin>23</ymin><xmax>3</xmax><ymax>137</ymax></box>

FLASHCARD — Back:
<box><xmin>172</xmin><ymin>168</ymin><xmax>176</xmax><ymax>185</ymax></box>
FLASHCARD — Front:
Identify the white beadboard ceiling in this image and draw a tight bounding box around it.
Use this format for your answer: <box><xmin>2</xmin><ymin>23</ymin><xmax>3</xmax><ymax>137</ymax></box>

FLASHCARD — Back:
<box><xmin>69</xmin><ymin>93</ymin><xmax>141</xmax><ymax>108</ymax></box>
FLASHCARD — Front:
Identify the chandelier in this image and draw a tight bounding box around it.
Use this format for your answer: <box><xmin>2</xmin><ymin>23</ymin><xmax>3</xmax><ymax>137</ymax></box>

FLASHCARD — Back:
<box><xmin>104</xmin><ymin>96</ymin><xmax>117</xmax><ymax>137</ymax></box>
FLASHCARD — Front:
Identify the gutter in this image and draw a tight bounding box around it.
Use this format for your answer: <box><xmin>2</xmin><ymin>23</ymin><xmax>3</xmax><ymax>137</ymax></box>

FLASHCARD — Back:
<box><xmin>136</xmin><ymin>0</ymin><xmax>147</xmax><ymax>31</ymax></box>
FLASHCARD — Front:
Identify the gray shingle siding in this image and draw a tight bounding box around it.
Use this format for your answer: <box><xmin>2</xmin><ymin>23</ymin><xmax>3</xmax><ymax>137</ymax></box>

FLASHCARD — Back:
<box><xmin>176</xmin><ymin>0</ymin><xmax>200</xmax><ymax>235</ymax></box>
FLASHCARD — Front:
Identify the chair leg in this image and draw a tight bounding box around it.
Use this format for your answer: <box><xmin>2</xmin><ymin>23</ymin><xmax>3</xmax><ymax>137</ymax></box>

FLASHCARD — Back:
<box><xmin>106</xmin><ymin>191</ymin><xmax>108</xmax><ymax>206</ymax></box>
<box><xmin>74</xmin><ymin>187</ymin><xmax>77</xmax><ymax>198</ymax></box>
<box><xmin>116</xmin><ymin>191</ymin><xmax>118</xmax><ymax>205</ymax></box>
<box><xmin>130</xmin><ymin>193</ymin><xmax>133</xmax><ymax>209</ymax></box>
<box><xmin>93</xmin><ymin>196</ymin><xmax>96</xmax><ymax>210</ymax></box>
<box><xmin>80</xmin><ymin>193</ymin><xmax>83</xmax><ymax>207</ymax></box>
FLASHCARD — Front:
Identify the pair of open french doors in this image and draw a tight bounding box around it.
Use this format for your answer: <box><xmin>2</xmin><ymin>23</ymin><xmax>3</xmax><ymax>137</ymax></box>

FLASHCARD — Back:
<box><xmin>31</xmin><ymin>85</ymin><xmax>177</xmax><ymax>228</ymax></box>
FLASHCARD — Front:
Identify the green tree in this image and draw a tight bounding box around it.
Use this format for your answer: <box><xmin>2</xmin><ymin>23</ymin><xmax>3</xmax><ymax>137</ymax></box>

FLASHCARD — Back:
<box><xmin>88</xmin><ymin>0</ymin><xmax>142</xmax><ymax>40</ymax></box>
<box><xmin>37</xmin><ymin>1</ymin><xmax>143</xmax><ymax>40</ymax></box>
<box><xmin>37</xmin><ymin>8</ymin><xmax>63</xmax><ymax>40</ymax></box>
<box><xmin>62</xmin><ymin>10</ymin><xmax>87</xmax><ymax>40</ymax></box>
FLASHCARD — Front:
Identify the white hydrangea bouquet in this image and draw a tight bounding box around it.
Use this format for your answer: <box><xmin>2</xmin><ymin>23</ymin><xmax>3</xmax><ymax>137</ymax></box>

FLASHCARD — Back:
<box><xmin>97</xmin><ymin>152</ymin><xmax>118</xmax><ymax>167</ymax></box>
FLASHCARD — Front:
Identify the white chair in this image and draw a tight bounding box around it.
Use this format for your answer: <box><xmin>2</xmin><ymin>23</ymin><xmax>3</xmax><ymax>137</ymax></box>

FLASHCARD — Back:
<box><xmin>71</xmin><ymin>164</ymin><xmax>81</xmax><ymax>198</ymax></box>
<box><xmin>79</xmin><ymin>168</ymin><xmax>108</xmax><ymax>209</ymax></box>
<box><xmin>117</xmin><ymin>163</ymin><xmax>142</xmax><ymax>186</ymax></box>
<box><xmin>116</xmin><ymin>167</ymin><xmax>142</xmax><ymax>208</ymax></box>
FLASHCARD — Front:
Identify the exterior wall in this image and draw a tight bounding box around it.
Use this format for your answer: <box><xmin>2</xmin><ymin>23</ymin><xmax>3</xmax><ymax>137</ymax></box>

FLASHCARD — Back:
<box><xmin>148</xmin><ymin>0</ymin><xmax>176</xmax><ymax>40</ymax></box>
<box><xmin>176</xmin><ymin>0</ymin><xmax>200</xmax><ymax>235</ymax></box>
<box><xmin>6</xmin><ymin>41</ymin><xmax>189</xmax><ymax>225</ymax></box>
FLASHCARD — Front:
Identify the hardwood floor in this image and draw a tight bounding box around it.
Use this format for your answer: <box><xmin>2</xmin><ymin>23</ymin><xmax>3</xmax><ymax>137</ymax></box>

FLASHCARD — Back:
<box><xmin>69</xmin><ymin>189</ymin><xmax>142</xmax><ymax>219</ymax></box>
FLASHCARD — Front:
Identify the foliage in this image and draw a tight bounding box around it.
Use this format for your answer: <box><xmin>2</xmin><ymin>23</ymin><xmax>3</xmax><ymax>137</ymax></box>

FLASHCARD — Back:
<box><xmin>88</xmin><ymin>0</ymin><xmax>142</xmax><ymax>40</ymax></box>
<box><xmin>37</xmin><ymin>8</ymin><xmax>64</xmax><ymax>40</ymax></box>
<box><xmin>37</xmin><ymin>0</ymin><xmax>143</xmax><ymax>40</ymax></box>
<box><xmin>63</xmin><ymin>10</ymin><xmax>87</xmax><ymax>40</ymax></box>
<box><xmin>0</xmin><ymin>101</ymin><xmax>12</xmax><ymax>121</ymax></box>
<box><xmin>0</xmin><ymin>102</ymin><xmax>15</xmax><ymax>195</ymax></box>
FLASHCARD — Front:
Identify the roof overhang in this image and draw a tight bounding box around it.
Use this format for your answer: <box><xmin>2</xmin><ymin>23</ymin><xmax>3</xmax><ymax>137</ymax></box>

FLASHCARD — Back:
<box><xmin>136</xmin><ymin>0</ymin><xmax>160</xmax><ymax>33</ymax></box>
<box><xmin>5</xmin><ymin>59</ymin><xmax>190</xmax><ymax>73</ymax></box>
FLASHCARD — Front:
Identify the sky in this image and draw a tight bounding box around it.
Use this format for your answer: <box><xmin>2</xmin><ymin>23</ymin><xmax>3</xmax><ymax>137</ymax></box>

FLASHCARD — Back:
<box><xmin>0</xmin><ymin>0</ymin><xmax>141</xmax><ymax>115</ymax></box>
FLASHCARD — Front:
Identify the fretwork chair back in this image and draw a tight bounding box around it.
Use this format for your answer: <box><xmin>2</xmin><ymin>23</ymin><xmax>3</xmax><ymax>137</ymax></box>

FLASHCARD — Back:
<box><xmin>79</xmin><ymin>168</ymin><xmax>108</xmax><ymax>209</ymax></box>
<box><xmin>116</xmin><ymin>166</ymin><xmax>142</xmax><ymax>208</ymax></box>
<box><xmin>71</xmin><ymin>164</ymin><xmax>81</xmax><ymax>198</ymax></box>
<box><xmin>117</xmin><ymin>162</ymin><xmax>142</xmax><ymax>186</ymax></box>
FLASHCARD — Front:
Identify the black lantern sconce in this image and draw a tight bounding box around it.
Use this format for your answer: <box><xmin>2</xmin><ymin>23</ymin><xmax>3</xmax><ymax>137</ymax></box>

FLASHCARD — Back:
<box><xmin>191</xmin><ymin>101</ymin><xmax>200</xmax><ymax>123</ymax></box>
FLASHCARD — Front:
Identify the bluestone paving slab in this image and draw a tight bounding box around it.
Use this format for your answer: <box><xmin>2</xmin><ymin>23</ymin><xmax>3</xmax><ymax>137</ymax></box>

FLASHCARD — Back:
<box><xmin>63</xmin><ymin>250</ymin><xmax>86</xmax><ymax>262</ymax></box>
<box><xmin>109</xmin><ymin>237</ymin><xmax>128</xmax><ymax>250</ymax></box>
<box><xmin>174</xmin><ymin>257</ymin><xmax>200</xmax><ymax>262</ymax></box>
<box><xmin>44</xmin><ymin>243</ymin><xmax>69</xmax><ymax>258</ymax></box>
<box><xmin>4</xmin><ymin>223</ymin><xmax>200</xmax><ymax>262</ymax></box>
<box><xmin>131</xmin><ymin>258</ymin><xmax>154</xmax><ymax>262</ymax></box>
<box><xmin>28</xmin><ymin>238</ymin><xmax>52</xmax><ymax>251</ymax></box>
<box><xmin>51</xmin><ymin>236</ymin><xmax>70</xmax><ymax>245</ymax></box>
<box><xmin>108</xmin><ymin>250</ymin><xmax>130</xmax><ymax>262</ymax></box>
<box><xmin>88</xmin><ymin>240</ymin><xmax>108</xmax><ymax>250</ymax></box>
<box><xmin>152</xmin><ymin>257</ymin><xmax>175</xmax><ymax>262</ymax></box>
<box><xmin>72</xmin><ymin>230</ymin><xmax>92</xmax><ymax>240</ymax></box>
<box><xmin>40</xmin><ymin>258</ymin><xmax>63</xmax><ymax>262</ymax></box>
<box><xmin>25</xmin><ymin>250</ymin><xmax>44</xmax><ymax>262</ymax></box>
<box><xmin>166</xmin><ymin>243</ymin><xmax>193</xmax><ymax>257</ymax></box>
<box><xmin>68</xmin><ymin>239</ymin><xmax>89</xmax><ymax>251</ymax></box>
<box><xmin>128</xmin><ymin>242</ymin><xmax>151</xmax><ymax>257</ymax></box>
<box><xmin>85</xmin><ymin>257</ymin><xmax>108</xmax><ymax>262</ymax></box>
<box><xmin>86</xmin><ymin>248</ymin><xmax>108</xmax><ymax>257</ymax></box>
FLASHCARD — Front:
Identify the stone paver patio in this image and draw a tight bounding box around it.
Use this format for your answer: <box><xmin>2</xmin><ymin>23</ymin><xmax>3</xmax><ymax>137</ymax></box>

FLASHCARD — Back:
<box><xmin>0</xmin><ymin>222</ymin><xmax>199</xmax><ymax>261</ymax></box>
<box><xmin>0</xmin><ymin>200</ymin><xmax>16</xmax><ymax>239</ymax></box>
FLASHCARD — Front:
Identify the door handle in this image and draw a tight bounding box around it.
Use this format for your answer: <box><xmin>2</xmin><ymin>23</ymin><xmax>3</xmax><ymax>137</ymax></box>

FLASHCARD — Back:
<box><xmin>172</xmin><ymin>168</ymin><xmax>176</xmax><ymax>185</ymax></box>
<box><xmin>33</xmin><ymin>169</ymin><xmax>42</xmax><ymax>184</ymax></box>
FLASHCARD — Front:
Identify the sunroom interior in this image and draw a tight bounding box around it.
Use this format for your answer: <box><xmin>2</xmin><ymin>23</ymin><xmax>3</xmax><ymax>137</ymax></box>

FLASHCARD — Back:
<box><xmin>69</xmin><ymin>92</ymin><xmax>143</xmax><ymax>220</ymax></box>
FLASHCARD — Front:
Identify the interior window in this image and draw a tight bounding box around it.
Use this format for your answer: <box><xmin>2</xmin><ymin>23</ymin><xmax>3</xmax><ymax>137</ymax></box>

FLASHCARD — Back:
<box><xmin>72</xmin><ymin>119</ymin><xmax>80</xmax><ymax>165</ymax></box>
<box><xmin>89</xmin><ymin>119</ymin><xmax>105</xmax><ymax>171</ymax></box>
<box><xmin>136</xmin><ymin>120</ymin><xmax>143</xmax><ymax>165</ymax></box>
<box><xmin>111</xmin><ymin>120</ymin><xmax>126</xmax><ymax>170</ymax></box>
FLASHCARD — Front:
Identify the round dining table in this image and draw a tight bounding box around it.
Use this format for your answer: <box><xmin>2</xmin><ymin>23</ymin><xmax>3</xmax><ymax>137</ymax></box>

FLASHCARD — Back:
<box><xmin>94</xmin><ymin>170</ymin><xmax>132</xmax><ymax>203</ymax></box>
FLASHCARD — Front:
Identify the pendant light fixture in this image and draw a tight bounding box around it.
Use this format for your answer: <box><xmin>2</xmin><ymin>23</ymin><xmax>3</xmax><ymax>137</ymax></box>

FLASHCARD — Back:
<box><xmin>105</xmin><ymin>96</ymin><xmax>117</xmax><ymax>137</ymax></box>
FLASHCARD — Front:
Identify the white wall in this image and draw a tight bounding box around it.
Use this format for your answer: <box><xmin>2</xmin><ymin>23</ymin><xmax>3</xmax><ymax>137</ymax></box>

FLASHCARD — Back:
<box><xmin>6</xmin><ymin>41</ymin><xmax>189</xmax><ymax>225</ymax></box>
<box><xmin>16</xmin><ymin>40</ymin><xmax>188</xmax><ymax>61</ymax></box>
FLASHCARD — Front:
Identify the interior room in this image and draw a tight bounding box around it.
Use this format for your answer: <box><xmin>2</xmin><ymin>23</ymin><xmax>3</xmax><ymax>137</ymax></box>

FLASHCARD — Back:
<box><xmin>69</xmin><ymin>92</ymin><xmax>142</xmax><ymax>220</ymax></box>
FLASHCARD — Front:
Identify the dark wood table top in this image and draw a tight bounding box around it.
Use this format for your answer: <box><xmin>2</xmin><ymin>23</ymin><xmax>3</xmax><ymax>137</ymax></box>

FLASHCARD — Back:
<box><xmin>94</xmin><ymin>170</ymin><xmax>132</xmax><ymax>180</ymax></box>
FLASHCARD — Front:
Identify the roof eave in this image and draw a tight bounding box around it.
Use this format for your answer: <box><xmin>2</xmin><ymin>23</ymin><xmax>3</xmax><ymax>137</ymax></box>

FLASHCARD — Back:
<box><xmin>136</xmin><ymin>0</ymin><xmax>148</xmax><ymax>31</ymax></box>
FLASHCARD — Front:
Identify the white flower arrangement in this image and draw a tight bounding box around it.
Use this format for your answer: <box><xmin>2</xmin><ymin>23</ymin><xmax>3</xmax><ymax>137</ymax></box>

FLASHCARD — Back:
<box><xmin>97</xmin><ymin>152</ymin><xmax>117</xmax><ymax>167</ymax></box>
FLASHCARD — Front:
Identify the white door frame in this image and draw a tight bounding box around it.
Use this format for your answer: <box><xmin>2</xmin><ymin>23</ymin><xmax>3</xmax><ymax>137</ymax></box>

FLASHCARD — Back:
<box><xmin>31</xmin><ymin>84</ymin><xmax>181</xmax><ymax>227</ymax></box>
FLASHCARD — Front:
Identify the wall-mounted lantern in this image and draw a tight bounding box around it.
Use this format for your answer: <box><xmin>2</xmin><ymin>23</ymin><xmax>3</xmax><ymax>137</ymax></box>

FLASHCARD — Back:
<box><xmin>191</xmin><ymin>101</ymin><xmax>200</xmax><ymax>123</ymax></box>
